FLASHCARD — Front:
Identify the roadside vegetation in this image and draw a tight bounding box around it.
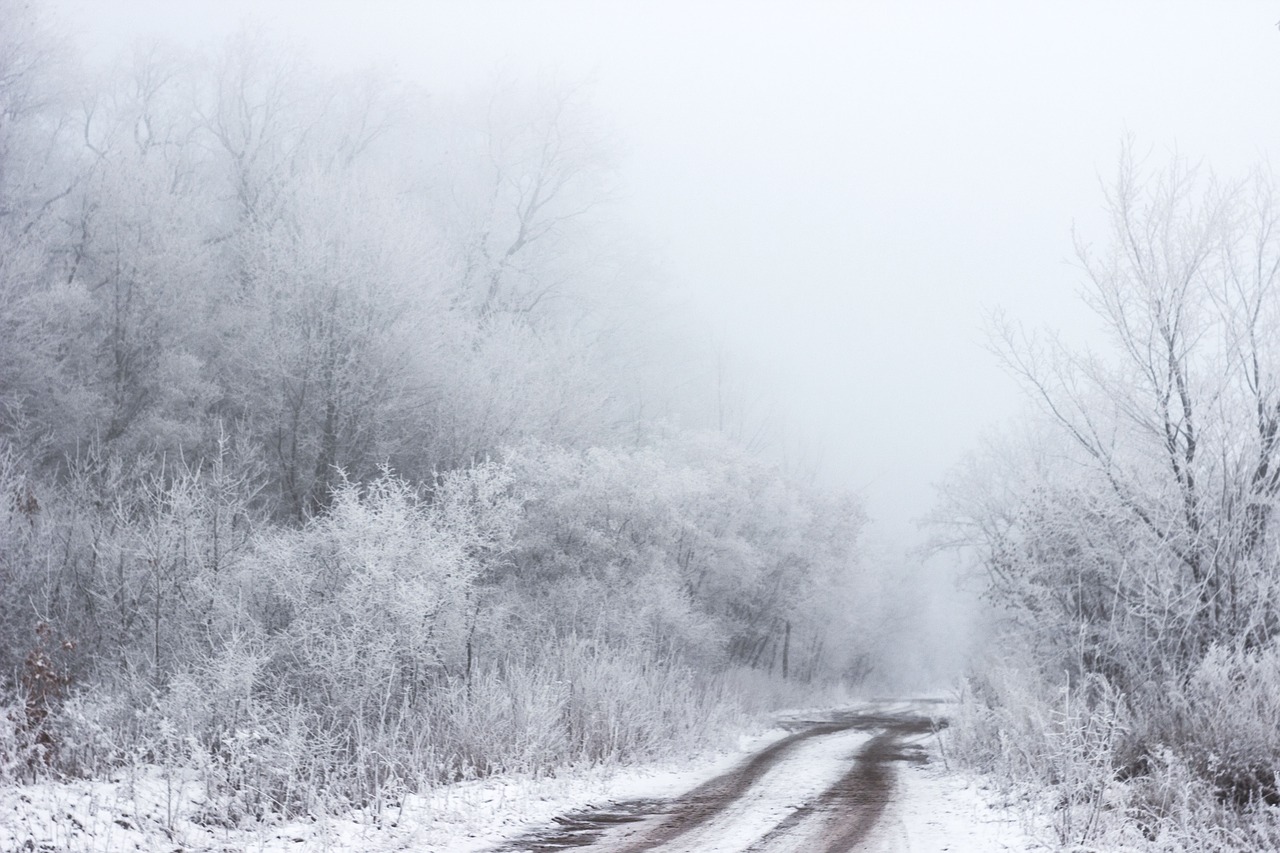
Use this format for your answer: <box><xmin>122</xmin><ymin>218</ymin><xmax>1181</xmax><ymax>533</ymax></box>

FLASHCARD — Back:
<box><xmin>938</xmin><ymin>147</ymin><xmax>1280</xmax><ymax>850</ymax></box>
<box><xmin>0</xmin><ymin>0</ymin><xmax>878</xmax><ymax>837</ymax></box>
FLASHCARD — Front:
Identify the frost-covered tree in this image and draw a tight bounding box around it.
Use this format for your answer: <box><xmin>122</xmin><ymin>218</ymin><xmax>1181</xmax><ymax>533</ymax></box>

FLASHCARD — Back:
<box><xmin>940</xmin><ymin>149</ymin><xmax>1280</xmax><ymax>824</ymax></box>
<box><xmin>0</xmin><ymin>1</ymin><xmax>85</xmax><ymax>462</ymax></box>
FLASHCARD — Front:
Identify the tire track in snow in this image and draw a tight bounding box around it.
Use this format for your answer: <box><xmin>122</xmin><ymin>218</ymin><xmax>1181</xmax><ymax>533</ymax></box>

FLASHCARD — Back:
<box><xmin>629</xmin><ymin>726</ymin><xmax>873</xmax><ymax>853</ymax></box>
<box><xmin>496</xmin><ymin>704</ymin><xmax>938</xmax><ymax>853</ymax></box>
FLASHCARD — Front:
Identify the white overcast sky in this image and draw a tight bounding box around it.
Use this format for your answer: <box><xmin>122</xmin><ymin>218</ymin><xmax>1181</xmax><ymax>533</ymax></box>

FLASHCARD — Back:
<box><xmin>50</xmin><ymin>0</ymin><xmax>1280</xmax><ymax>547</ymax></box>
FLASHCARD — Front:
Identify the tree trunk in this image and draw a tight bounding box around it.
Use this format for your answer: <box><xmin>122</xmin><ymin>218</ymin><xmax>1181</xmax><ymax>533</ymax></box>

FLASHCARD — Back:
<box><xmin>781</xmin><ymin>620</ymin><xmax>791</xmax><ymax>680</ymax></box>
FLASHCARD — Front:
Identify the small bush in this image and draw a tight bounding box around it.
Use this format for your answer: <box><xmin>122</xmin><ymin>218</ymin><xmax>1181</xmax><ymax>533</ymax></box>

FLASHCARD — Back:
<box><xmin>952</xmin><ymin>664</ymin><xmax>1129</xmax><ymax>848</ymax></box>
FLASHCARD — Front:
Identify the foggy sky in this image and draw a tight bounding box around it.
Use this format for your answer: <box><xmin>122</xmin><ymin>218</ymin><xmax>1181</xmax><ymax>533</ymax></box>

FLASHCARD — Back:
<box><xmin>51</xmin><ymin>0</ymin><xmax>1280</xmax><ymax>549</ymax></box>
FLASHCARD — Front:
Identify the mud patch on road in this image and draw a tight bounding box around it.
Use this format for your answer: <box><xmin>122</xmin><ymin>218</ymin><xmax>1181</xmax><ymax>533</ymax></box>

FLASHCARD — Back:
<box><xmin>814</xmin><ymin>714</ymin><xmax>933</xmax><ymax>852</ymax></box>
<box><xmin>497</xmin><ymin>799</ymin><xmax>665</xmax><ymax>851</ymax></box>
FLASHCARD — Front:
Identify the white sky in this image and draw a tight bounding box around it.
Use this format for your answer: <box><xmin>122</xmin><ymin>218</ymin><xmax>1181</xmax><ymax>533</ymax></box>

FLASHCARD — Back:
<box><xmin>50</xmin><ymin>0</ymin><xmax>1280</xmax><ymax>548</ymax></box>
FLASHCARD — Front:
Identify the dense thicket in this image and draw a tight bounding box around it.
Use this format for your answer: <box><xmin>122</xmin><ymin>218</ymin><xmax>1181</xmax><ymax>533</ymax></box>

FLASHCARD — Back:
<box><xmin>939</xmin><ymin>149</ymin><xmax>1280</xmax><ymax>849</ymax></box>
<box><xmin>0</xmin><ymin>2</ymin><xmax>871</xmax><ymax>816</ymax></box>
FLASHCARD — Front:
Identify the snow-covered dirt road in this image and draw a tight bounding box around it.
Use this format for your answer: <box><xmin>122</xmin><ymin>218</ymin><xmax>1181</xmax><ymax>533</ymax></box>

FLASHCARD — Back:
<box><xmin>496</xmin><ymin>702</ymin><xmax>1034</xmax><ymax>852</ymax></box>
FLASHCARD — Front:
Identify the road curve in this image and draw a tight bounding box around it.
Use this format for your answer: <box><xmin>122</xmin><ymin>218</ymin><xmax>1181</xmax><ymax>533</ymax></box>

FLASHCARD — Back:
<box><xmin>495</xmin><ymin>703</ymin><xmax>941</xmax><ymax>853</ymax></box>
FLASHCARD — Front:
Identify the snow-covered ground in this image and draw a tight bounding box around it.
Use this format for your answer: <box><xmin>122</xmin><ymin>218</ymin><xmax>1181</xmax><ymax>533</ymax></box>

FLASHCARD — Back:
<box><xmin>0</xmin><ymin>728</ymin><xmax>790</xmax><ymax>853</ymax></box>
<box><xmin>872</xmin><ymin>750</ymin><xmax>1045</xmax><ymax>852</ymax></box>
<box><xmin>0</xmin><ymin>707</ymin><xmax>1040</xmax><ymax>852</ymax></box>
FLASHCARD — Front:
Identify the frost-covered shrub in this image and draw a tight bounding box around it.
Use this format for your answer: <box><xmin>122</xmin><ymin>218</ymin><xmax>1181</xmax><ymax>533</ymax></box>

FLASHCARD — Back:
<box><xmin>0</xmin><ymin>442</ymin><xmax>46</xmax><ymax>684</ymax></box>
<box><xmin>142</xmin><ymin>465</ymin><xmax>518</xmax><ymax>807</ymax></box>
<box><xmin>542</xmin><ymin>636</ymin><xmax>740</xmax><ymax>765</ymax></box>
<box><xmin>495</xmin><ymin>437</ymin><xmax>869</xmax><ymax>682</ymax></box>
<box><xmin>419</xmin><ymin>637</ymin><xmax>741</xmax><ymax>782</ymax></box>
<box><xmin>1132</xmin><ymin>644</ymin><xmax>1280</xmax><ymax>814</ymax></box>
<box><xmin>53</xmin><ymin>687</ymin><xmax>147</xmax><ymax>777</ymax></box>
<box><xmin>952</xmin><ymin>664</ymin><xmax>1129</xmax><ymax>848</ymax></box>
<box><xmin>2</xmin><ymin>432</ymin><xmax>863</xmax><ymax>821</ymax></box>
<box><xmin>954</xmin><ymin>643</ymin><xmax>1280</xmax><ymax>849</ymax></box>
<box><xmin>0</xmin><ymin>704</ymin><xmax>41</xmax><ymax>783</ymax></box>
<box><xmin>250</xmin><ymin>466</ymin><xmax>512</xmax><ymax>714</ymax></box>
